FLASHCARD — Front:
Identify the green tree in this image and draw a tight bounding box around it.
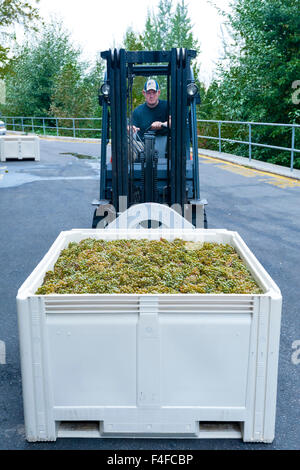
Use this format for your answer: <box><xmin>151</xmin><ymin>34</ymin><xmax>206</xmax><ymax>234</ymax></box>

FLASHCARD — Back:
<box><xmin>215</xmin><ymin>0</ymin><xmax>300</xmax><ymax>122</ymax></box>
<box><xmin>85</xmin><ymin>58</ymin><xmax>105</xmax><ymax>117</ymax></box>
<box><xmin>169</xmin><ymin>0</ymin><xmax>199</xmax><ymax>51</ymax></box>
<box><xmin>207</xmin><ymin>0</ymin><xmax>300</xmax><ymax>166</ymax></box>
<box><xmin>3</xmin><ymin>19</ymin><xmax>81</xmax><ymax>116</ymax></box>
<box><xmin>50</xmin><ymin>58</ymin><xmax>104</xmax><ymax>116</ymax></box>
<box><xmin>49</xmin><ymin>58</ymin><xmax>104</xmax><ymax>136</ymax></box>
<box><xmin>143</xmin><ymin>0</ymin><xmax>173</xmax><ymax>50</ymax></box>
<box><xmin>50</xmin><ymin>63</ymin><xmax>91</xmax><ymax>118</ymax></box>
<box><xmin>142</xmin><ymin>0</ymin><xmax>199</xmax><ymax>51</ymax></box>
<box><xmin>123</xmin><ymin>0</ymin><xmax>201</xmax><ymax>106</ymax></box>
<box><xmin>123</xmin><ymin>27</ymin><xmax>144</xmax><ymax>51</ymax></box>
<box><xmin>0</xmin><ymin>0</ymin><xmax>40</xmax><ymax>77</ymax></box>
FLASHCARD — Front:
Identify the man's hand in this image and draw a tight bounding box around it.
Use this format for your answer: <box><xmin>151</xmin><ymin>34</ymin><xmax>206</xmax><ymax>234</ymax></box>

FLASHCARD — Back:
<box><xmin>151</xmin><ymin>121</ymin><xmax>166</xmax><ymax>130</ymax></box>
<box><xmin>127</xmin><ymin>125</ymin><xmax>140</xmax><ymax>134</ymax></box>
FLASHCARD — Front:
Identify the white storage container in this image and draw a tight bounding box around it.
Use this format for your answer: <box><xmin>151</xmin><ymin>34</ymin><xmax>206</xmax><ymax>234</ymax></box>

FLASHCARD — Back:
<box><xmin>16</xmin><ymin>228</ymin><xmax>281</xmax><ymax>442</ymax></box>
<box><xmin>0</xmin><ymin>135</ymin><xmax>40</xmax><ymax>161</ymax></box>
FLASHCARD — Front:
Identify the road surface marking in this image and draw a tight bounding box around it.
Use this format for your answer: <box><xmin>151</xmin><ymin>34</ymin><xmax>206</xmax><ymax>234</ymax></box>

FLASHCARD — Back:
<box><xmin>199</xmin><ymin>154</ymin><xmax>300</xmax><ymax>188</ymax></box>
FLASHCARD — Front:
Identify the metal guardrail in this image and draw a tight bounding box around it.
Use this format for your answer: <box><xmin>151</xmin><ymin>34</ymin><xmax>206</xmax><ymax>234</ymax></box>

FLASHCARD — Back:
<box><xmin>2</xmin><ymin>116</ymin><xmax>300</xmax><ymax>171</ymax></box>
<box><xmin>2</xmin><ymin>116</ymin><xmax>102</xmax><ymax>138</ymax></box>
<box><xmin>197</xmin><ymin>119</ymin><xmax>300</xmax><ymax>171</ymax></box>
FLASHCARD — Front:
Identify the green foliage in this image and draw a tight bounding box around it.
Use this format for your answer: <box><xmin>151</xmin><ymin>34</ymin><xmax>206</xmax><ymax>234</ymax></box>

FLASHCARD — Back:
<box><xmin>123</xmin><ymin>0</ymin><xmax>201</xmax><ymax>107</ymax></box>
<box><xmin>143</xmin><ymin>0</ymin><xmax>173</xmax><ymax>50</ymax></box>
<box><xmin>202</xmin><ymin>0</ymin><xmax>300</xmax><ymax>166</ymax></box>
<box><xmin>49</xmin><ymin>63</ymin><xmax>91</xmax><ymax>120</ymax></box>
<box><xmin>3</xmin><ymin>19</ymin><xmax>84</xmax><ymax>116</ymax></box>
<box><xmin>2</xmin><ymin>16</ymin><xmax>104</xmax><ymax>137</ymax></box>
<box><xmin>215</xmin><ymin>0</ymin><xmax>300</xmax><ymax>122</ymax></box>
<box><xmin>141</xmin><ymin>0</ymin><xmax>199</xmax><ymax>51</ymax></box>
<box><xmin>48</xmin><ymin>58</ymin><xmax>104</xmax><ymax>136</ymax></box>
<box><xmin>0</xmin><ymin>0</ymin><xmax>40</xmax><ymax>77</ymax></box>
<box><xmin>50</xmin><ymin>59</ymin><xmax>104</xmax><ymax>118</ymax></box>
<box><xmin>170</xmin><ymin>0</ymin><xmax>199</xmax><ymax>51</ymax></box>
<box><xmin>123</xmin><ymin>26</ymin><xmax>144</xmax><ymax>51</ymax></box>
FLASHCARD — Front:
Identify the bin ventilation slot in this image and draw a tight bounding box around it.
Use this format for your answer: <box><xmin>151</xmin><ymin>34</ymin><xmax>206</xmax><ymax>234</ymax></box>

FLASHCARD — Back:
<box><xmin>159</xmin><ymin>299</ymin><xmax>254</xmax><ymax>314</ymax></box>
<box><xmin>44</xmin><ymin>298</ymin><xmax>254</xmax><ymax>315</ymax></box>
<box><xmin>44</xmin><ymin>299</ymin><xmax>139</xmax><ymax>314</ymax></box>
<box><xmin>199</xmin><ymin>422</ymin><xmax>242</xmax><ymax>439</ymax></box>
<box><xmin>57</xmin><ymin>421</ymin><xmax>101</xmax><ymax>438</ymax></box>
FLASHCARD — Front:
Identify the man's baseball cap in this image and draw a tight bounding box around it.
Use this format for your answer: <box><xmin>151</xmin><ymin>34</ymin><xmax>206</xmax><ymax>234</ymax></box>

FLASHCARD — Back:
<box><xmin>144</xmin><ymin>79</ymin><xmax>159</xmax><ymax>92</ymax></box>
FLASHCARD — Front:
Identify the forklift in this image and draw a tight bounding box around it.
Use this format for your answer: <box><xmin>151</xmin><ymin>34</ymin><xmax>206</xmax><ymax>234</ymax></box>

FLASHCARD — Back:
<box><xmin>92</xmin><ymin>48</ymin><xmax>207</xmax><ymax>229</ymax></box>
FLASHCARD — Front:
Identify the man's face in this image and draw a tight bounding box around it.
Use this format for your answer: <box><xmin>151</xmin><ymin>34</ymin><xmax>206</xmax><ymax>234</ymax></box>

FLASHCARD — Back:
<box><xmin>143</xmin><ymin>89</ymin><xmax>160</xmax><ymax>108</ymax></box>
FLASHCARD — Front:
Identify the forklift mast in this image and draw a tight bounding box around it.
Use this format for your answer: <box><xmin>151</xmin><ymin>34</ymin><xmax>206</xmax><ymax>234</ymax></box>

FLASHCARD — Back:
<box><xmin>93</xmin><ymin>48</ymin><xmax>206</xmax><ymax>227</ymax></box>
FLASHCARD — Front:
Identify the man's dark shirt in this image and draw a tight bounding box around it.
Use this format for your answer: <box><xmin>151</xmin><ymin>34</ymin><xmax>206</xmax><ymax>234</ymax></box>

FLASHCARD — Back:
<box><xmin>132</xmin><ymin>100</ymin><xmax>169</xmax><ymax>140</ymax></box>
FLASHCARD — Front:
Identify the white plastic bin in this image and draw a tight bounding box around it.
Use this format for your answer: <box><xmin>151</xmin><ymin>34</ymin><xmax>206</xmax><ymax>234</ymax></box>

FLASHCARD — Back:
<box><xmin>16</xmin><ymin>228</ymin><xmax>282</xmax><ymax>442</ymax></box>
<box><xmin>0</xmin><ymin>135</ymin><xmax>40</xmax><ymax>161</ymax></box>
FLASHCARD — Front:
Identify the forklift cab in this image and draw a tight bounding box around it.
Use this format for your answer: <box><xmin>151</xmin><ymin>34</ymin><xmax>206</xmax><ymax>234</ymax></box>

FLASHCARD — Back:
<box><xmin>92</xmin><ymin>48</ymin><xmax>207</xmax><ymax>228</ymax></box>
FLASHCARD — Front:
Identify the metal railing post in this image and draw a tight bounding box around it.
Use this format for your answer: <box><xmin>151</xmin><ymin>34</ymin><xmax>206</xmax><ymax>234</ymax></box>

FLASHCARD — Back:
<box><xmin>218</xmin><ymin>122</ymin><xmax>221</xmax><ymax>152</ymax></box>
<box><xmin>73</xmin><ymin>119</ymin><xmax>76</xmax><ymax>138</ymax></box>
<box><xmin>21</xmin><ymin>117</ymin><xmax>24</xmax><ymax>133</ymax></box>
<box><xmin>43</xmin><ymin>118</ymin><xmax>46</xmax><ymax>135</ymax></box>
<box><xmin>12</xmin><ymin>117</ymin><xmax>15</xmax><ymax>131</ymax></box>
<box><xmin>291</xmin><ymin>126</ymin><xmax>295</xmax><ymax>171</ymax></box>
<box><xmin>56</xmin><ymin>118</ymin><xmax>59</xmax><ymax>136</ymax></box>
<box><xmin>249</xmin><ymin>123</ymin><xmax>252</xmax><ymax>162</ymax></box>
<box><xmin>31</xmin><ymin>117</ymin><xmax>34</xmax><ymax>133</ymax></box>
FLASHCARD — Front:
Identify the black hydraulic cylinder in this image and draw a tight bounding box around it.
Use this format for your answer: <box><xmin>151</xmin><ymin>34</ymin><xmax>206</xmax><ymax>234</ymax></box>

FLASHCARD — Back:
<box><xmin>109</xmin><ymin>49</ymin><xmax>128</xmax><ymax>212</ymax></box>
<box><xmin>171</xmin><ymin>48</ymin><xmax>188</xmax><ymax>208</ymax></box>
<box><xmin>144</xmin><ymin>132</ymin><xmax>157</xmax><ymax>202</ymax></box>
<box><xmin>100</xmin><ymin>99</ymin><xmax>108</xmax><ymax>200</ymax></box>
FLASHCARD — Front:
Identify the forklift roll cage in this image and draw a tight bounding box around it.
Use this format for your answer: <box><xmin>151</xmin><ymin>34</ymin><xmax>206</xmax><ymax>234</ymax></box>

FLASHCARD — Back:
<box><xmin>93</xmin><ymin>48</ymin><xmax>206</xmax><ymax>227</ymax></box>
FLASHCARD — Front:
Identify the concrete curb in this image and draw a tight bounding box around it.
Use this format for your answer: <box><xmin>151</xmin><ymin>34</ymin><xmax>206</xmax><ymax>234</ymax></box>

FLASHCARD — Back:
<box><xmin>198</xmin><ymin>149</ymin><xmax>300</xmax><ymax>181</ymax></box>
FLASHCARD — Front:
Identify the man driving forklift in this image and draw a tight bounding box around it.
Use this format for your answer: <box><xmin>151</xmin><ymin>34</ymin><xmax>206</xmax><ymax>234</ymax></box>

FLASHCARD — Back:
<box><xmin>93</xmin><ymin>48</ymin><xmax>207</xmax><ymax>229</ymax></box>
<box><xmin>129</xmin><ymin>78</ymin><xmax>171</xmax><ymax>158</ymax></box>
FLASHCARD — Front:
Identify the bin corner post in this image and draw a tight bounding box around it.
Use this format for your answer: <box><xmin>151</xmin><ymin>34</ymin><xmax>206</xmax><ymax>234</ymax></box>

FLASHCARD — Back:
<box><xmin>137</xmin><ymin>296</ymin><xmax>161</xmax><ymax>408</ymax></box>
<box><xmin>262</xmin><ymin>294</ymin><xmax>282</xmax><ymax>443</ymax></box>
<box><xmin>17</xmin><ymin>296</ymin><xmax>56</xmax><ymax>442</ymax></box>
<box><xmin>242</xmin><ymin>295</ymin><xmax>281</xmax><ymax>443</ymax></box>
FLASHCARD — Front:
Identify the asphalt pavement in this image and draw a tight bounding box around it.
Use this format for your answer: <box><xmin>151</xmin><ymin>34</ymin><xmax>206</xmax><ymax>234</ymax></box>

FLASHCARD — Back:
<box><xmin>0</xmin><ymin>139</ymin><xmax>299</xmax><ymax>450</ymax></box>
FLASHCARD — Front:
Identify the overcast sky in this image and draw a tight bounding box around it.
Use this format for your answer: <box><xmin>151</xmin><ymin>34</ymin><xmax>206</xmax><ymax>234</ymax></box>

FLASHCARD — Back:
<box><xmin>33</xmin><ymin>0</ymin><xmax>231</xmax><ymax>84</ymax></box>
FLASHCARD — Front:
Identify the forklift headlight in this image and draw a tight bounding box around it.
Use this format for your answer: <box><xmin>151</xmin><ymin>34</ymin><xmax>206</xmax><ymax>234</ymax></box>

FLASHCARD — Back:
<box><xmin>187</xmin><ymin>83</ymin><xmax>198</xmax><ymax>97</ymax></box>
<box><xmin>101</xmin><ymin>83</ymin><xmax>110</xmax><ymax>97</ymax></box>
